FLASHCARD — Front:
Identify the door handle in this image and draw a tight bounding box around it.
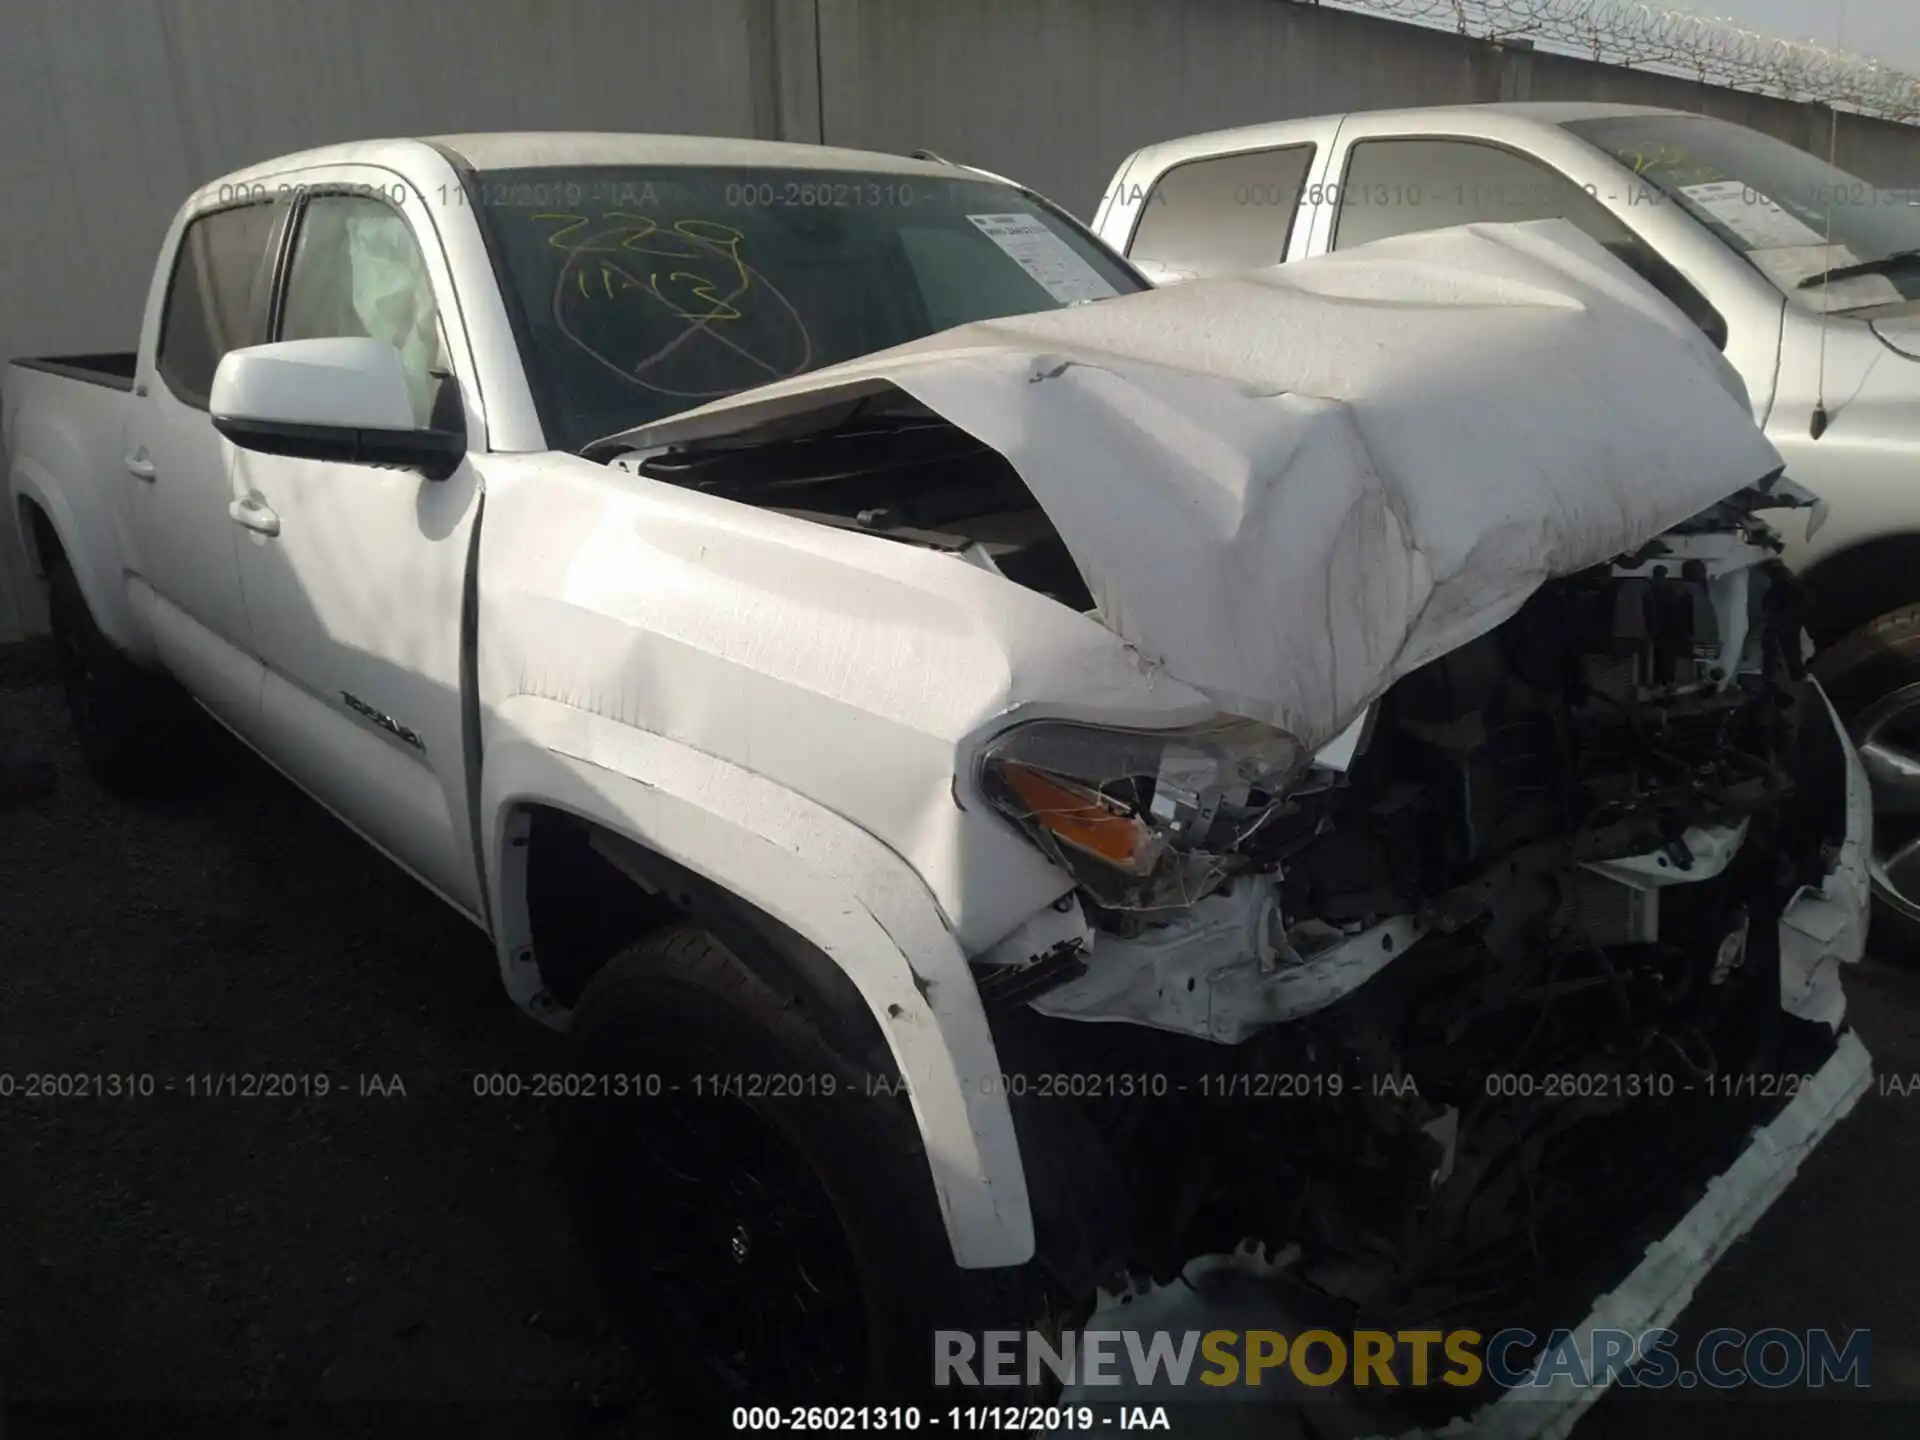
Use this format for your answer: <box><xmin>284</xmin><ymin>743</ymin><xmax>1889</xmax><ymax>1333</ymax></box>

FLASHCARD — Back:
<box><xmin>228</xmin><ymin>493</ymin><xmax>281</xmax><ymax>537</ymax></box>
<box><xmin>123</xmin><ymin>448</ymin><xmax>156</xmax><ymax>481</ymax></box>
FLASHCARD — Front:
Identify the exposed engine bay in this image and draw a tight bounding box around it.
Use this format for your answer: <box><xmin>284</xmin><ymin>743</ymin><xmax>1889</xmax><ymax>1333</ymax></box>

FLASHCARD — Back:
<box><xmin>605</xmin><ymin>226</ymin><xmax>1873</xmax><ymax>1427</ymax></box>
<box><xmin>623</xmin><ymin>410</ymin><xmax>1098</xmax><ymax>612</ymax></box>
<box><xmin>967</xmin><ymin>482</ymin><xmax>1860</xmax><ymax>1419</ymax></box>
<box><xmin>631</xmin><ymin>411</ymin><xmax>1857</xmax><ymax>1375</ymax></box>
<box><xmin>981</xmin><ymin>478</ymin><xmax>1845</xmax><ymax>1034</ymax></box>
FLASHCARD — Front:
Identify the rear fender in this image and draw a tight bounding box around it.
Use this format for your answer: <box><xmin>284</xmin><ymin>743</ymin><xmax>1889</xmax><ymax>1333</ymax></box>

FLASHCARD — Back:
<box><xmin>9</xmin><ymin>443</ymin><xmax>147</xmax><ymax>661</ymax></box>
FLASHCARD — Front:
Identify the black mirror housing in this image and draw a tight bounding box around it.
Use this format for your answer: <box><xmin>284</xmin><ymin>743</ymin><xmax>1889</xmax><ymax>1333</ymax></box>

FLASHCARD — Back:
<box><xmin>212</xmin><ymin>416</ymin><xmax>466</xmax><ymax>481</ymax></box>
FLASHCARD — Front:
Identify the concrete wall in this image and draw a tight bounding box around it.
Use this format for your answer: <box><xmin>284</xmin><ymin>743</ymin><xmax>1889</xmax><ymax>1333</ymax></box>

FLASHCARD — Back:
<box><xmin>0</xmin><ymin>0</ymin><xmax>773</xmax><ymax>641</ymax></box>
<box><xmin>813</xmin><ymin>0</ymin><xmax>1919</xmax><ymax>218</ymax></box>
<box><xmin>4</xmin><ymin>0</ymin><xmax>1918</xmax><ymax>641</ymax></box>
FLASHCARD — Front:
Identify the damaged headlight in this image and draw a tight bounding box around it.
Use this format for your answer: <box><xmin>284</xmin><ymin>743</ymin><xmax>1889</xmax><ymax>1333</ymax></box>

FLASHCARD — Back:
<box><xmin>977</xmin><ymin>718</ymin><xmax>1307</xmax><ymax>908</ymax></box>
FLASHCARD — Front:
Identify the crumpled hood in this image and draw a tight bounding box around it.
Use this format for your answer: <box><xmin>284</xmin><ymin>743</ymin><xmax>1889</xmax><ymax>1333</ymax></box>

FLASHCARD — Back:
<box><xmin>602</xmin><ymin>219</ymin><xmax>1785</xmax><ymax>749</ymax></box>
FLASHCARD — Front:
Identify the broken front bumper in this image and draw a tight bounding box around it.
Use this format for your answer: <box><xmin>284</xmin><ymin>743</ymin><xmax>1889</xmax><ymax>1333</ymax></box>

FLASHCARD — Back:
<box><xmin>1434</xmin><ymin>1026</ymin><xmax>1872</xmax><ymax>1440</ymax></box>
<box><xmin>1775</xmin><ymin>683</ymin><xmax>1874</xmax><ymax>1030</ymax></box>
<box><xmin>1444</xmin><ymin>679</ymin><xmax>1874</xmax><ymax>1438</ymax></box>
<box><xmin>1046</xmin><ymin>683</ymin><xmax>1875</xmax><ymax>1438</ymax></box>
<box><xmin>1029</xmin><ymin>679</ymin><xmax>1875</xmax><ymax>1050</ymax></box>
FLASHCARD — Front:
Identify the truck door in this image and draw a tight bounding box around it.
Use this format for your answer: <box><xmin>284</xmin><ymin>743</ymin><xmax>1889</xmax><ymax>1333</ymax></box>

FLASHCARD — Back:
<box><xmin>232</xmin><ymin>174</ymin><xmax>486</xmax><ymax>921</ymax></box>
<box><xmin>123</xmin><ymin>195</ymin><xmax>284</xmax><ymax>733</ymax></box>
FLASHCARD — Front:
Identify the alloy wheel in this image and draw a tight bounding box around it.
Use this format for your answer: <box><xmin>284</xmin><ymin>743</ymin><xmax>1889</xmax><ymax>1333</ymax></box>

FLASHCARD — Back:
<box><xmin>1852</xmin><ymin>679</ymin><xmax>1920</xmax><ymax>920</ymax></box>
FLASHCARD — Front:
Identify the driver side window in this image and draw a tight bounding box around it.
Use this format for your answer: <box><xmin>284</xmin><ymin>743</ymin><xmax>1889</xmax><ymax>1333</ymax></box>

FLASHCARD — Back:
<box><xmin>279</xmin><ymin>193</ymin><xmax>449</xmax><ymax>426</ymax></box>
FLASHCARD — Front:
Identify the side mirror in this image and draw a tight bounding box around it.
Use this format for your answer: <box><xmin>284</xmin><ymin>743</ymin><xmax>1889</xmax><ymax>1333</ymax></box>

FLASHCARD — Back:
<box><xmin>210</xmin><ymin>337</ymin><xmax>465</xmax><ymax>482</ymax></box>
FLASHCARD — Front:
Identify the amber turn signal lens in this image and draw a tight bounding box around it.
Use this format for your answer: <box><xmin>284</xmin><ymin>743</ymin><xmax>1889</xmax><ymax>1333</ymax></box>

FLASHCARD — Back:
<box><xmin>997</xmin><ymin>762</ymin><xmax>1160</xmax><ymax>875</ymax></box>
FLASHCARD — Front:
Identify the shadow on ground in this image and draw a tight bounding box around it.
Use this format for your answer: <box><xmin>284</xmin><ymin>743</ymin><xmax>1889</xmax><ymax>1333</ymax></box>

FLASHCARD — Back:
<box><xmin>0</xmin><ymin>682</ymin><xmax>669</xmax><ymax>1433</ymax></box>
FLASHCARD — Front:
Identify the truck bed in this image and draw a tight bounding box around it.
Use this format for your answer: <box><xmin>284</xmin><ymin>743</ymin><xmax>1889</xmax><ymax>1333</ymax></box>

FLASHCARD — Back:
<box><xmin>4</xmin><ymin>358</ymin><xmax>138</xmax><ymax>647</ymax></box>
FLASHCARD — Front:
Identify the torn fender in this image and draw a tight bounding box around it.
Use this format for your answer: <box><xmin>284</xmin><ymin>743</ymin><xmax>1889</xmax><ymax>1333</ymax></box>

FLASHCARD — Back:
<box><xmin>608</xmin><ymin>219</ymin><xmax>1785</xmax><ymax>749</ymax></box>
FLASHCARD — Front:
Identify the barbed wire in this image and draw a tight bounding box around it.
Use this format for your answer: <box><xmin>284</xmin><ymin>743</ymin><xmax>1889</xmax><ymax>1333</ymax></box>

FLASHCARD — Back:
<box><xmin>1316</xmin><ymin>0</ymin><xmax>1920</xmax><ymax>124</ymax></box>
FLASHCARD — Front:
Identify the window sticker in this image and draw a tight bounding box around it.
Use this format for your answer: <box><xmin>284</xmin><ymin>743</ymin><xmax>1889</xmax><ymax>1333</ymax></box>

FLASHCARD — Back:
<box><xmin>1679</xmin><ymin>180</ymin><xmax>1827</xmax><ymax>250</ymax></box>
<box><xmin>967</xmin><ymin>214</ymin><xmax>1120</xmax><ymax>304</ymax></box>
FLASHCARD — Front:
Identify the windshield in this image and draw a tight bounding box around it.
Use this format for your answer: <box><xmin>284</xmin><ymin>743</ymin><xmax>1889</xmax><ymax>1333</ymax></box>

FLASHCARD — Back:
<box><xmin>468</xmin><ymin>165</ymin><xmax>1144</xmax><ymax>452</ymax></box>
<box><xmin>1563</xmin><ymin>113</ymin><xmax>1920</xmax><ymax>313</ymax></box>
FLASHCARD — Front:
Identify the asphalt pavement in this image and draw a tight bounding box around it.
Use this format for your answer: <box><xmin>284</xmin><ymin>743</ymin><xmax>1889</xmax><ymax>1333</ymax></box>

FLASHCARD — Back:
<box><xmin>4</xmin><ymin>662</ymin><xmax>1920</xmax><ymax>1438</ymax></box>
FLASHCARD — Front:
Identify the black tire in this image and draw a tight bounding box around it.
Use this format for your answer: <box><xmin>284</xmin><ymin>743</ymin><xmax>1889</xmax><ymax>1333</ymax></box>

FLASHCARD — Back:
<box><xmin>568</xmin><ymin>924</ymin><xmax>1044</xmax><ymax>1417</ymax></box>
<box><xmin>43</xmin><ymin>555</ymin><xmax>200</xmax><ymax>796</ymax></box>
<box><xmin>1811</xmin><ymin>602</ymin><xmax>1920</xmax><ymax>956</ymax></box>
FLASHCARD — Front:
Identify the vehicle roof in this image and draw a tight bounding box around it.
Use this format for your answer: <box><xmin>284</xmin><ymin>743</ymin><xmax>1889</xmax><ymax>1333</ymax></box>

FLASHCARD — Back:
<box><xmin>209</xmin><ymin>132</ymin><xmax>969</xmax><ymax>193</ymax></box>
<box><xmin>1120</xmin><ymin>101</ymin><xmax>1696</xmax><ymax>168</ymax></box>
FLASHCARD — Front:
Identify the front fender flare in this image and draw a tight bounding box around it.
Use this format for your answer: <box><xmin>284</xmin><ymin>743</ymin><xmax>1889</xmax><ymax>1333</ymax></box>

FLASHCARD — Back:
<box><xmin>481</xmin><ymin>694</ymin><xmax>1035</xmax><ymax>1270</ymax></box>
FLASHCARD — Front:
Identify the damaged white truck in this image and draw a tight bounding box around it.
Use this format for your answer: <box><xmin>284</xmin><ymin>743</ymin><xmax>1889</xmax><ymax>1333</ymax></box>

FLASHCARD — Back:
<box><xmin>3</xmin><ymin>134</ymin><xmax>1875</xmax><ymax>1432</ymax></box>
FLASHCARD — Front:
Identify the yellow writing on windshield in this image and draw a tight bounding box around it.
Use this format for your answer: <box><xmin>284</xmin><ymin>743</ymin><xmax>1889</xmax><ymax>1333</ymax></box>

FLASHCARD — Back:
<box><xmin>536</xmin><ymin>213</ymin><xmax>751</xmax><ymax>322</ymax></box>
<box><xmin>1625</xmin><ymin>142</ymin><xmax>1725</xmax><ymax>188</ymax></box>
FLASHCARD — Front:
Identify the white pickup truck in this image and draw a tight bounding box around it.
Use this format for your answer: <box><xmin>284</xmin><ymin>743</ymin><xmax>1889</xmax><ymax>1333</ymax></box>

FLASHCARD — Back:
<box><xmin>1093</xmin><ymin>101</ymin><xmax>1920</xmax><ymax>940</ymax></box>
<box><xmin>2</xmin><ymin>134</ymin><xmax>1876</xmax><ymax>1428</ymax></box>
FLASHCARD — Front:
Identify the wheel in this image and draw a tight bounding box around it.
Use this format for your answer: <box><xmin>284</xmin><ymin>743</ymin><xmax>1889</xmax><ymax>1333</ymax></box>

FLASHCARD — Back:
<box><xmin>1812</xmin><ymin>602</ymin><xmax>1920</xmax><ymax>954</ymax></box>
<box><xmin>568</xmin><ymin>924</ymin><xmax>1046</xmax><ymax>1415</ymax></box>
<box><xmin>43</xmin><ymin>555</ymin><xmax>198</xmax><ymax>795</ymax></box>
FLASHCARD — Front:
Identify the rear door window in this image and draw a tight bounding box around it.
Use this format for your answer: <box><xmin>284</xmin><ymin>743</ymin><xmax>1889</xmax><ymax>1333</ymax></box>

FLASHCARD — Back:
<box><xmin>1127</xmin><ymin>145</ymin><xmax>1315</xmax><ymax>279</ymax></box>
<box><xmin>155</xmin><ymin>201</ymin><xmax>280</xmax><ymax>408</ymax></box>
